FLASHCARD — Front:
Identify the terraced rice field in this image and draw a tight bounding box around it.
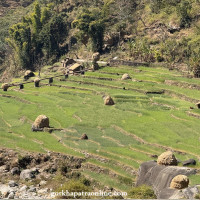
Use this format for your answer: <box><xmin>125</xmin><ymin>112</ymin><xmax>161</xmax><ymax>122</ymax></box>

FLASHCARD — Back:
<box><xmin>1</xmin><ymin>64</ymin><xmax>200</xmax><ymax>191</ymax></box>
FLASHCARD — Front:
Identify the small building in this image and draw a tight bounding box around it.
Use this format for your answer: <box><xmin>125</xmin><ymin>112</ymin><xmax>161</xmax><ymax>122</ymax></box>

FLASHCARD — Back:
<box><xmin>69</xmin><ymin>63</ymin><xmax>84</xmax><ymax>73</ymax></box>
<box><xmin>61</xmin><ymin>58</ymin><xmax>76</xmax><ymax>68</ymax></box>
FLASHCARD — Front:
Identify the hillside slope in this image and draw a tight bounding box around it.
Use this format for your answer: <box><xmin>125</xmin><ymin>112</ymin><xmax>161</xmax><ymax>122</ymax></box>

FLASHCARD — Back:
<box><xmin>0</xmin><ymin>63</ymin><xmax>200</xmax><ymax>192</ymax></box>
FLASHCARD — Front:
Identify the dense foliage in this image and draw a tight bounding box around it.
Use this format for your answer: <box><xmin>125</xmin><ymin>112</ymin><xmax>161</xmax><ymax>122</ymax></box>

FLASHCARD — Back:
<box><xmin>1</xmin><ymin>0</ymin><xmax>200</xmax><ymax>75</ymax></box>
<box><xmin>6</xmin><ymin>2</ymin><xmax>68</xmax><ymax>69</ymax></box>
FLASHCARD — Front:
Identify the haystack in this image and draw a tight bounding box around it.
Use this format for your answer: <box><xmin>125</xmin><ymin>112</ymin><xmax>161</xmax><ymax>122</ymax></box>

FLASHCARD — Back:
<box><xmin>34</xmin><ymin>78</ymin><xmax>40</xmax><ymax>87</ymax></box>
<box><xmin>25</xmin><ymin>70</ymin><xmax>35</xmax><ymax>77</ymax></box>
<box><xmin>196</xmin><ymin>102</ymin><xmax>200</xmax><ymax>109</ymax></box>
<box><xmin>121</xmin><ymin>73</ymin><xmax>131</xmax><ymax>80</ymax></box>
<box><xmin>49</xmin><ymin>77</ymin><xmax>53</xmax><ymax>84</ymax></box>
<box><xmin>1</xmin><ymin>83</ymin><xmax>9</xmax><ymax>91</ymax></box>
<box><xmin>81</xmin><ymin>134</ymin><xmax>88</xmax><ymax>140</ymax></box>
<box><xmin>170</xmin><ymin>175</ymin><xmax>189</xmax><ymax>189</ymax></box>
<box><xmin>32</xmin><ymin>115</ymin><xmax>49</xmax><ymax>130</ymax></box>
<box><xmin>92</xmin><ymin>52</ymin><xmax>100</xmax><ymax>63</ymax></box>
<box><xmin>104</xmin><ymin>96</ymin><xmax>115</xmax><ymax>105</ymax></box>
<box><xmin>157</xmin><ymin>151</ymin><xmax>177</xmax><ymax>166</ymax></box>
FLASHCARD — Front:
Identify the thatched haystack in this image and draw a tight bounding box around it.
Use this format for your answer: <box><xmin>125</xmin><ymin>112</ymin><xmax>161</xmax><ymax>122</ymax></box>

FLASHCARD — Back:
<box><xmin>19</xmin><ymin>84</ymin><xmax>24</xmax><ymax>89</ymax></box>
<box><xmin>1</xmin><ymin>83</ymin><xmax>10</xmax><ymax>91</ymax></box>
<box><xmin>34</xmin><ymin>78</ymin><xmax>40</xmax><ymax>87</ymax></box>
<box><xmin>104</xmin><ymin>96</ymin><xmax>115</xmax><ymax>105</ymax></box>
<box><xmin>92</xmin><ymin>52</ymin><xmax>100</xmax><ymax>63</ymax></box>
<box><xmin>81</xmin><ymin>134</ymin><xmax>88</xmax><ymax>140</ymax></box>
<box><xmin>25</xmin><ymin>70</ymin><xmax>35</xmax><ymax>77</ymax></box>
<box><xmin>157</xmin><ymin>151</ymin><xmax>177</xmax><ymax>166</ymax></box>
<box><xmin>196</xmin><ymin>102</ymin><xmax>200</xmax><ymax>109</ymax></box>
<box><xmin>170</xmin><ymin>175</ymin><xmax>189</xmax><ymax>189</ymax></box>
<box><xmin>32</xmin><ymin>115</ymin><xmax>50</xmax><ymax>131</ymax></box>
<box><xmin>121</xmin><ymin>73</ymin><xmax>131</xmax><ymax>80</ymax></box>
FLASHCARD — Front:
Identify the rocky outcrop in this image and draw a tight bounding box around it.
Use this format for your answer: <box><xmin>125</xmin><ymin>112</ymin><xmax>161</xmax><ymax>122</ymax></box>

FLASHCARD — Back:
<box><xmin>0</xmin><ymin>148</ymin><xmax>85</xmax><ymax>199</ymax></box>
<box><xmin>20</xmin><ymin>168</ymin><xmax>39</xmax><ymax>180</ymax></box>
<box><xmin>136</xmin><ymin>160</ymin><xmax>197</xmax><ymax>199</ymax></box>
<box><xmin>182</xmin><ymin>159</ymin><xmax>196</xmax><ymax>166</ymax></box>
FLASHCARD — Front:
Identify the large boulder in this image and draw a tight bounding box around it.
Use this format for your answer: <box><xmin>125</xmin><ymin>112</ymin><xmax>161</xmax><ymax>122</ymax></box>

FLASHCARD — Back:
<box><xmin>121</xmin><ymin>73</ymin><xmax>131</xmax><ymax>80</ymax></box>
<box><xmin>136</xmin><ymin>160</ymin><xmax>197</xmax><ymax>199</ymax></box>
<box><xmin>32</xmin><ymin>115</ymin><xmax>50</xmax><ymax>130</ymax></box>
<box><xmin>157</xmin><ymin>151</ymin><xmax>178</xmax><ymax>166</ymax></box>
<box><xmin>20</xmin><ymin>168</ymin><xmax>39</xmax><ymax>180</ymax></box>
<box><xmin>182</xmin><ymin>159</ymin><xmax>196</xmax><ymax>166</ymax></box>
<box><xmin>170</xmin><ymin>175</ymin><xmax>189</xmax><ymax>189</ymax></box>
<box><xmin>104</xmin><ymin>96</ymin><xmax>115</xmax><ymax>106</ymax></box>
<box><xmin>10</xmin><ymin>167</ymin><xmax>20</xmax><ymax>175</ymax></box>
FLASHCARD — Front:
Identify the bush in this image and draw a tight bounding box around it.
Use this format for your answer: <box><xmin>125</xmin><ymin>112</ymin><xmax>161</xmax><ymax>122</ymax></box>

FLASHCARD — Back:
<box><xmin>55</xmin><ymin>179</ymin><xmax>91</xmax><ymax>199</ymax></box>
<box><xmin>176</xmin><ymin>0</ymin><xmax>192</xmax><ymax>28</ymax></box>
<box><xmin>128</xmin><ymin>185</ymin><xmax>156</xmax><ymax>199</ymax></box>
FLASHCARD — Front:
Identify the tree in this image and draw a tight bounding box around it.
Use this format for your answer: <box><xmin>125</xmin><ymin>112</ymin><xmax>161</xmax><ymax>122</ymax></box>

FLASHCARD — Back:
<box><xmin>7</xmin><ymin>1</ymin><xmax>68</xmax><ymax>69</ymax></box>
<box><xmin>7</xmin><ymin>22</ymin><xmax>32</xmax><ymax>69</ymax></box>
<box><xmin>40</xmin><ymin>13</ymin><xmax>68</xmax><ymax>60</ymax></box>
<box><xmin>73</xmin><ymin>8</ymin><xmax>105</xmax><ymax>52</ymax></box>
<box><xmin>176</xmin><ymin>0</ymin><xmax>192</xmax><ymax>28</ymax></box>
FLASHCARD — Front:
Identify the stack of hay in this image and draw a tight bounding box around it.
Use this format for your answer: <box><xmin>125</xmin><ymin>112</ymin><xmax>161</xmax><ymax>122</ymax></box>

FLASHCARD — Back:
<box><xmin>32</xmin><ymin>115</ymin><xmax>50</xmax><ymax>131</ymax></box>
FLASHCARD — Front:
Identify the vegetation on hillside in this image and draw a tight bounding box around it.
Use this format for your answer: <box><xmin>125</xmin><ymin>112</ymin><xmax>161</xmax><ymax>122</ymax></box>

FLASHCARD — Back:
<box><xmin>1</xmin><ymin>0</ymin><xmax>200</xmax><ymax>77</ymax></box>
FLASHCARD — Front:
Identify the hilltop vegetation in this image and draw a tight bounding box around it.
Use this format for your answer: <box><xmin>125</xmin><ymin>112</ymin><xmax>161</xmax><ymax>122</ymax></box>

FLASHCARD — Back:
<box><xmin>1</xmin><ymin>0</ymin><xmax>200</xmax><ymax>78</ymax></box>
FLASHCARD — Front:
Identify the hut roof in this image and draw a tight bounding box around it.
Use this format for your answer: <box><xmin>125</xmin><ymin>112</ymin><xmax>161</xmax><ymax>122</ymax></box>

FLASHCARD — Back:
<box><xmin>69</xmin><ymin>63</ymin><xmax>82</xmax><ymax>71</ymax></box>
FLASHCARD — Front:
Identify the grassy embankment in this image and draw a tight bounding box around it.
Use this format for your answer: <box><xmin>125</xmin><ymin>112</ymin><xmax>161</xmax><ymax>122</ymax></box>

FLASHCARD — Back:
<box><xmin>0</xmin><ymin>64</ymin><xmax>200</xmax><ymax>191</ymax></box>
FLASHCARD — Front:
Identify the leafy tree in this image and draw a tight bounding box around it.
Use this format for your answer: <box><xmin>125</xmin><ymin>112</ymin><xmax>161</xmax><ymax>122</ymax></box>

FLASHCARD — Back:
<box><xmin>40</xmin><ymin>13</ymin><xmax>68</xmax><ymax>60</ymax></box>
<box><xmin>176</xmin><ymin>0</ymin><xmax>192</xmax><ymax>28</ymax></box>
<box><xmin>73</xmin><ymin>8</ymin><xmax>105</xmax><ymax>52</ymax></box>
<box><xmin>7</xmin><ymin>22</ymin><xmax>32</xmax><ymax>69</ymax></box>
<box><xmin>7</xmin><ymin>1</ymin><xmax>68</xmax><ymax>69</ymax></box>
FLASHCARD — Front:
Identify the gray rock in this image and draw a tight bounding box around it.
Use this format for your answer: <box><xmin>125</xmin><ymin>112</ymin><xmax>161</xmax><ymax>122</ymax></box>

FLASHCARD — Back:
<box><xmin>19</xmin><ymin>185</ymin><xmax>27</xmax><ymax>192</ymax></box>
<box><xmin>0</xmin><ymin>165</ymin><xmax>7</xmax><ymax>173</ymax></box>
<box><xmin>20</xmin><ymin>168</ymin><xmax>39</xmax><ymax>180</ymax></box>
<box><xmin>38</xmin><ymin>188</ymin><xmax>48</xmax><ymax>194</ymax></box>
<box><xmin>8</xmin><ymin>191</ymin><xmax>15</xmax><ymax>199</ymax></box>
<box><xmin>136</xmin><ymin>161</ymin><xmax>197</xmax><ymax>198</ymax></box>
<box><xmin>8</xmin><ymin>181</ymin><xmax>18</xmax><ymax>188</ymax></box>
<box><xmin>0</xmin><ymin>185</ymin><xmax>11</xmax><ymax>198</ymax></box>
<box><xmin>39</xmin><ymin>180</ymin><xmax>47</xmax><ymax>186</ymax></box>
<box><xmin>27</xmin><ymin>187</ymin><xmax>36</xmax><ymax>193</ymax></box>
<box><xmin>182</xmin><ymin>159</ymin><xmax>196</xmax><ymax>166</ymax></box>
<box><xmin>10</xmin><ymin>167</ymin><xmax>20</xmax><ymax>175</ymax></box>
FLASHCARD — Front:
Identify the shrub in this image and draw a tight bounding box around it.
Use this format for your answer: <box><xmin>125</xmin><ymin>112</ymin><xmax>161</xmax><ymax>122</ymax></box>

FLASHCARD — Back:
<box><xmin>55</xmin><ymin>179</ymin><xmax>91</xmax><ymax>199</ymax></box>
<box><xmin>176</xmin><ymin>0</ymin><xmax>192</xmax><ymax>28</ymax></box>
<box><xmin>128</xmin><ymin>185</ymin><xmax>156</xmax><ymax>199</ymax></box>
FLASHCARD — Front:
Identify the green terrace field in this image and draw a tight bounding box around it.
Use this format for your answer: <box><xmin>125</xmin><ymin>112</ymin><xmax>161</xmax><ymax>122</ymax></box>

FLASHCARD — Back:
<box><xmin>1</xmin><ymin>64</ymin><xmax>200</xmax><ymax>191</ymax></box>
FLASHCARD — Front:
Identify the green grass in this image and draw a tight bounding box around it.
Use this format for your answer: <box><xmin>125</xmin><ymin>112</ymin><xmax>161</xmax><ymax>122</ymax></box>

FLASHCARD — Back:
<box><xmin>0</xmin><ymin>64</ymin><xmax>200</xmax><ymax>191</ymax></box>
